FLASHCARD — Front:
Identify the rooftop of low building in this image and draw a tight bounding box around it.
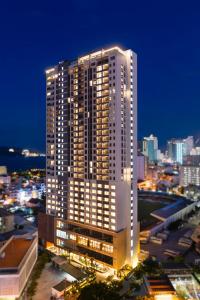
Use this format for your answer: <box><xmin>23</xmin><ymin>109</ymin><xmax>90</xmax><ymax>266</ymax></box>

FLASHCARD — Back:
<box><xmin>0</xmin><ymin>236</ymin><xmax>35</xmax><ymax>271</ymax></box>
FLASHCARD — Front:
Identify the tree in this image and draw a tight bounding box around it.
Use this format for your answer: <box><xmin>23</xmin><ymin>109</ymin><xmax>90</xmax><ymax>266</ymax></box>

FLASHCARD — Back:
<box><xmin>108</xmin><ymin>279</ymin><xmax>123</xmax><ymax>292</ymax></box>
<box><xmin>130</xmin><ymin>281</ymin><xmax>140</xmax><ymax>291</ymax></box>
<box><xmin>78</xmin><ymin>282</ymin><xmax>121</xmax><ymax>300</ymax></box>
<box><xmin>133</xmin><ymin>264</ymin><xmax>144</xmax><ymax>279</ymax></box>
<box><xmin>142</xmin><ymin>258</ymin><xmax>162</xmax><ymax>275</ymax></box>
<box><xmin>173</xmin><ymin>255</ymin><xmax>185</xmax><ymax>263</ymax></box>
<box><xmin>106</xmin><ymin>275</ymin><xmax>114</xmax><ymax>283</ymax></box>
<box><xmin>192</xmin><ymin>264</ymin><xmax>200</xmax><ymax>274</ymax></box>
<box><xmin>168</xmin><ymin>220</ymin><xmax>182</xmax><ymax>230</ymax></box>
<box><xmin>117</xmin><ymin>264</ymin><xmax>133</xmax><ymax>279</ymax></box>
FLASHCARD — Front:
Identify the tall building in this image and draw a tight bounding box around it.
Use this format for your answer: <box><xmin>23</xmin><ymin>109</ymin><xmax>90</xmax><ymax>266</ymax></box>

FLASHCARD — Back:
<box><xmin>142</xmin><ymin>134</ymin><xmax>158</xmax><ymax>163</ymax></box>
<box><xmin>190</xmin><ymin>147</ymin><xmax>200</xmax><ymax>155</ymax></box>
<box><xmin>167</xmin><ymin>136</ymin><xmax>194</xmax><ymax>164</ymax></box>
<box><xmin>184</xmin><ymin>136</ymin><xmax>194</xmax><ymax>155</ymax></box>
<box><xmin>137</xmin><ymin>154</ymin><xmax>147</xmax><ymax>181</ymax></box>
<box><xmin>180</xmin><ymin>165</ymin><xmax>200</xmax><ymax>187</ymax></box>
<box><xmin>183</xmin><ymin>154</ymin><xmax>200</xmax><ymax>166</ymax></box>
<box><xmin>40</xmin><ymin>46</ymin><xmax>138</xmax><ymax>270</ymax></box>
<box><xmin>168</xmin><ymin>139</ymin><xmax>184</xmax><ymax>164</ymax></box>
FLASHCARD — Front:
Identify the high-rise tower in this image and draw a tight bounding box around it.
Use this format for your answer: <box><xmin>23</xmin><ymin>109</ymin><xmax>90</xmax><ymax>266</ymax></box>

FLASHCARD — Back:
<box><xmin>40</xmin><ymin>46</ymin><xmax>138</xmax><ymax>270</ymax></box>
<box><xmin>142</xmin><ymin>134</ymin><xmax>158</xmax><ymax>163</ymax></box>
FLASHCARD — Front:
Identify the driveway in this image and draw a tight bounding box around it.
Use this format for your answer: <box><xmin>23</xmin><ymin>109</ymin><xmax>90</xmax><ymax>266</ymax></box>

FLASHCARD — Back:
<box><xmin>33</xmin><ymin>263</ymin><xmax>67</xmax><ymax>300</ymax></box>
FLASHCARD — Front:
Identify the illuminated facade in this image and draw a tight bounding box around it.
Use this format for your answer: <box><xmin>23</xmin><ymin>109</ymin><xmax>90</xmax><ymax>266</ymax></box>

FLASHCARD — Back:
<box><xmin>167</xmin><ymin>136</ymin><xmax>194</xmax><ymax>165</ymax></box>
<box><xmin>180</xmin><ymin>165</ymin><xmax>200</xmax><ymax>187</ymax></box>
<box><xmin>44</xmin><ymin>46</ymin><xmax>138</xmax><ymax>269</ymax></box>
<box><xmin>142</xmin><ymin>134</ymin><xmax>158</xmax><ymax>163</ymax></box>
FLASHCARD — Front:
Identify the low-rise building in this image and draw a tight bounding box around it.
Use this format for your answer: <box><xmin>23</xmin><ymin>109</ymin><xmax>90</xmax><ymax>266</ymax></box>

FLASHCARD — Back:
<box><xmin>144</xmin><ymin>275</ymin><xmax>178</xmax><ymax>299</ymax></box>
<box><xmin>0</xmin><ymin>208</ymin><xmax>14</xmax><ymax>233</ymax></box>
<box><xmin>0</xmin><ymin>234</ymin><xmax>38</xmax><ymax>299</ymax></box>
<box><xmin>191</xmin><ymin>226</ymin><xmax>200</xmax><ymax>254</ymax></box>
<box><xmin>0</xmin><ymin>166</ymin><xmax>7</xmax><ymax>176</ymax></box>
<box><xmin>139</xmin><ymin>192</ymin><xmax>196</xmax><ymax>239</ymax></box>
<box><xmin>0</xmin><ymin>175</ymin><xmax>11</xmax><ymax>186</ymax></box>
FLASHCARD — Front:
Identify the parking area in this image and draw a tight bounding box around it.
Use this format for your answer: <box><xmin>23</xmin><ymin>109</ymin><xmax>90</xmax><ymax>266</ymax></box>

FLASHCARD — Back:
<box><xmin>141</xmin><ymin>223</ymin><xmax>199</xmax><ymax>263</ymax></box>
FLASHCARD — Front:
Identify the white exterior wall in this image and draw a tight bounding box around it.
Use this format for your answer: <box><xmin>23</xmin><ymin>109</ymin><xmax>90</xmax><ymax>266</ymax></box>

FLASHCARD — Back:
<box><xmin>46</xmin><ymin>46</ymin><xmax>138</xmax><ymax>268</ymax></box>
<box><xmin>141</xmin><ymin>202</ymin><xmax>196</xmax><ymax>238</ymax></box>
<box><xmin>0</xmin><ymin>237</ymin><xmax>38</xmax><ymax>299</ymax></box>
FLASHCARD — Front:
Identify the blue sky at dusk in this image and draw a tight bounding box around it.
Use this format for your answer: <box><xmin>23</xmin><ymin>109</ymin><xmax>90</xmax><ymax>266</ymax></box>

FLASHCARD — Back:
<box><xmin>0</xmin><ymin>0</ymin><xmax>200</xmax><ymax>151</ymax></box>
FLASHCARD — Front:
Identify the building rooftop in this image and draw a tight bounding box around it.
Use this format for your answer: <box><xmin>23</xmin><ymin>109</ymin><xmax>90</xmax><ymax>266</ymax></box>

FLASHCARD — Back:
<box><xmin>0</xmin><ymin>207</ymin><xmax>12</xmax><ymax>217</ymax></box>
<box><xmin>53</xmin><ymin>279</ymin><xmax>72</xmax><ymax>292</ymax></box>
<box><xmin>145</xmin><ymin>275</ymin><xmax>176</xmax><ymax>295</ymax></box>
<box><xmin>162</xmin><ymin>262</ymin><xmax>190</xmax><ymax>271</ymax></box>
<box><xmin>61</xmin><ymin>263</ymin><xmax>86</xmax><ymax>281</ymax></box>
<box><xmin>151</xmin><ymin>199</ymin><xmax>194</xmax><ymax>221</ymax></box>
<box><xmin>52</xmin><ymin>256</ymin><xmax>86</xmax><ymax>281</ymax></box>
<box><xmin>0</xmin><ymin>236</ymin><xmax>35</xmax><ymax>270</ymax></box>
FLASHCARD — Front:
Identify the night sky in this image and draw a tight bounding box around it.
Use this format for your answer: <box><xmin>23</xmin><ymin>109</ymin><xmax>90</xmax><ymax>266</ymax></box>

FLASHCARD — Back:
<box><xmin>0</xmin><ymin>0</ymin><xmax>200</xmax><ymax>151</ymax></box>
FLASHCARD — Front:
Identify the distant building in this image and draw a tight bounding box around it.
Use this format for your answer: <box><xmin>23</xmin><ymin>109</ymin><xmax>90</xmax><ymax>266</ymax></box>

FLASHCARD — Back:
<box><xmin>0</xmin><ymin>175</ymin><xmax>11</xmax><ymax>186</ymax></box>
<box><xmin>137</xmin><ymin>154</ymin><xmax>147</xmax><ymax>181</ymax></box>
<box><xmin>180</xmin><ymin>145</ymin><xmax>200</xmax><ymax>188</ymax></box>
<box><xmin>0</xmin><ymin>166</ymin><xmax>10</xmax><ymax>187</ymax></box>
<box><xmin>0</xmin><ymin>234</ymin><xmax>38</xmax><ymax>299</ymax></box>
<box><xmin>168</xmin><ymin>136</ymin><xmax>194</xmax><ymax>164</ymax></box>
<box><xmin>0</xmin><ymin>208</ymin><xmax>14</xmax><ymax>233</ymax></box>
<box><xmin>180</xmin><ymin>165</ymin><xmax>200</xmax><ymax>187</ymax></box>
<box><xmin>157</xmin><ymin>149</ymin><xmax>164</xmax><ymax>161</ymax></box>
<box><xmin>142</xmin><ymin>134</ymin><xmax>158</xmax><ymax>163</ymax></box>
<box><xmin>184</xmin><ymin>136</ymin><xmax>194</xmax><ymax>155</ymax></box>
<box><xmin>22</xmin><ymin>149</ymin><xmax>30</xmax><ymax>156</ymax></box>
<box><xmin>190</xmin><ymin>147</ymin><xmax>200</xmax><ymax>155</ymax></box>
<box><xmin>183</xmin><ymin>154</ymin><xmax>200</xmax><ymax>166</ymax></box>
<box><xmin>168</xmin><ymin>139</ymin><xmax>184</xmax><ymax>164</ymax></box>
<box><xmin>0</xmin><ymin>166</ymin><xmax>7</xmax><ymax>176</ymax></box>
<box><xmin>137</xmin><ymin>140</ymin><xmax>143</xmax><ymax>153</ymax></box>
<box><xmin>146</xmin><ymin>164</ymin><xmax>161</xmax><ymax>181</ymax></box>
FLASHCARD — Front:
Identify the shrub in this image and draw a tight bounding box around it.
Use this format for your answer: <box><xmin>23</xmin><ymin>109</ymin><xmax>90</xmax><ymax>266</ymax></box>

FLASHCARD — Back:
<box><xmin>27</xmin><ymin>252</ymin><xmax>50</xmax><ymax>299</ymax></box>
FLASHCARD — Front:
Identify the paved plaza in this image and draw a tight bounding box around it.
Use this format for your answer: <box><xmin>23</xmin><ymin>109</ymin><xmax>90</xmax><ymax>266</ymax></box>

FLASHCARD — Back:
<box><xmin>33</xmin><ymin>263</ymin><xmax>67</xmax><ymax>300</ymax></box>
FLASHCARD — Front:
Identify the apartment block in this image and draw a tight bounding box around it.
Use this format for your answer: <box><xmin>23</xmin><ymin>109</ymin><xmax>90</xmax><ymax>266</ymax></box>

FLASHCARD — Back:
<box><xmin>180</xmin><ymin>165</ymin><xmax>200</xmax><ymax>187</ymax></box>
<box><xmin>40</xmin><ymin>46</ymin><xmax>138</xmax><ymax>270</ymax></box>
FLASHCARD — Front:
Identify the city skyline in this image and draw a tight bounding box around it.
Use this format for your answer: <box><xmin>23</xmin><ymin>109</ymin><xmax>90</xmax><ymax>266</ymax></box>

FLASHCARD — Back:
<box><xmin>0</xmin><ymin>1</ymin><xmax>200</xmax><ymax>151</ymax></box>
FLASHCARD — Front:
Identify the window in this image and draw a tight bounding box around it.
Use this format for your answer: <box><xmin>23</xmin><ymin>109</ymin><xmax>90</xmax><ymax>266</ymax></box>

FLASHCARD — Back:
<box><xmin>90</xmin><ymin>240</ymin><xmax>100</xmax><ymax>249</ymax></box>
<box><xmin>56</xmin><ymin>229</ymin><xmax>67</xmax><ymax>239</ymax></box>
<box><xmin>78</xmin><ymin>236</ymin><xmax>88</xmax><ymax>246</ymax></box>
<box><xmin>57</xmin><ymin>220</ymin><xmax>64</xmax><ymax>228</ymax></box>
<box><xmin>102</xmin><ymin>244</ymin><xmax>113</xmax><ymax>253</ymax></box>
